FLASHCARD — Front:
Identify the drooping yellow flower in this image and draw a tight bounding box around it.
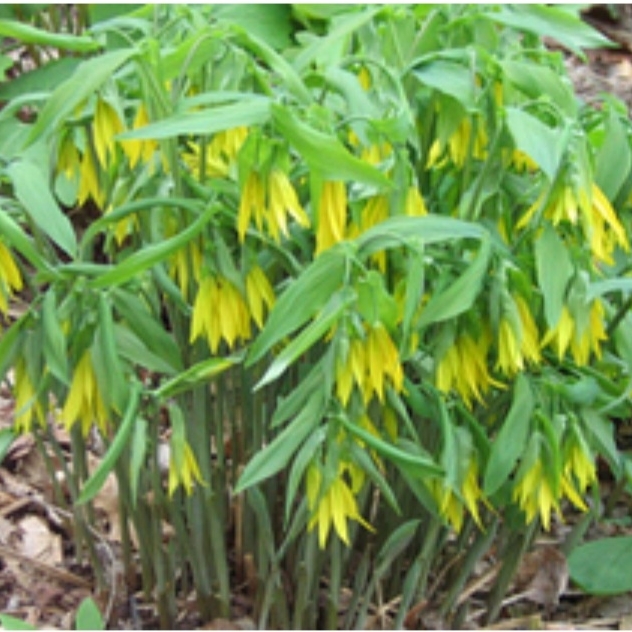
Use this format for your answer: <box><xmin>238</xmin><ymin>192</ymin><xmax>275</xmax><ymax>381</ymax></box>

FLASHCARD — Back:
<box><xmin>57</xmin><ymin>133</ymin><xmax>81</xmax><ymax>180</ymax></box>
<box><xmin>436</xmin><ymin>331</ymin><xmax>503</xmax><ymax>407</ymax></box>
<box><xmin>348</xmin><ymin>195</ymin><xmax>390</xmax><ymax>271</ymax></box>
<box><xmin>93</xmin><ymin>98</ymin><xmax>124</xmax><ymax>167</ymax></box>
<box><xmin>429</xmin><ymin>478</ymin><xmax>465</xmax><ymax>533</ymax></box>
<box><xmin>168</xmin><ymin>441</ymin><xmax>205</xmax><ymax>497</ymax></box>
<box><xmin>306</xmin><ymin>462</ymin><xmax>374</xmax><ymax>549</ymax></box>
<box><xmin>266</xmin><ymin>169</ymin><xmax>310</xmax><ymax>242</ymax></box>
<box><xmin>60</xmin><ymin>350</ymin><xmax>108</xmax><ymax>435</ymax></box>
<box><xmin>13</xmin><ymin>360</ymin><xmax>45</xmax><ymax>433</ymax></box>
<box><xmin>316</xmin><ymin>181</ymin><xmax>347</xmax><ymax>255</ymax></box>
<box><xmin>190</xmin><ymin>275</ymin><xmax>251</xmax><ymax>353</ymax></box>
<box><xmin>404</xmin><ymin>186</ymin><xmax>429</xmax><ymax>217</ymax></box>
<box><xmin>245</xmin><ymin>265</ymin><xmax>275</xmax><ymax>329</ymax></box>
<box><xmin>358</xmin><ymin>66</ymin><xmax>371</xmax><ymax>90</ymax></box>
<box><xmin>182</xmin><ymin>126</ymin><xmax>248</xmax><ymax>180</ymax></box>
<box><xmin>0</xmin><ymin>241</ymin><xmax>23</xmax><ymax>315</ymax></box>
<box><xmin>167</xmin><ymin>240</ymin><xmax>203</xmax><ymax>298</ymax></box>
<box><xmin>512</xmin><ymin>460</ymin><xmax>560</xmax><ymax>531</ymax></box>
<box><xmin>428</xmin><ymin>117</ymin><xmax>488</xmax><ymax>168</ymax></box>
<box><xmin>360</xmin><ymin>142</ymin><xmax>392</xmax><ymax>166</ymax></box>
<box><xmin>237</xmin><ymin>171</ymin><xmax>265</xmax><ymax>241</ymax></box>
<box><xmin>541</xmin><ymin>300</ymin><xmax>607</xmax><ymax>365</ymax></box>
<box><xmin>496</xmin><ymin>296</ymin><xmax>541</xmax><ymax>375</ymax></box>
<box><xmin>564</xmin><ymin>438</ymin><xmax>597</xmax><ymax>494</ymax></box>
<box><xmin>120</xmin><ymin>103</ymin><xmax>157</xmax><ymax>168</ymax></box>
<box><xmin>335</xmin><ymin>322</ymin><xmax>403</xmax><ymax>405</ymax></box>
<box><xmin>77</xmin><ymin>146</ymin><xmax>104</xmax><ymax>208</ymax></box>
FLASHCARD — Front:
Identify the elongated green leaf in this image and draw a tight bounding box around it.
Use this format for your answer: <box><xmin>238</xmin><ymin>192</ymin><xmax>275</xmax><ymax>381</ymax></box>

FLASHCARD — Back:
<box><xmin>596</xmin><ymin>109</ymin><xmax>632</xmax><ymax>201</ymax></box>
<box><xmin>0</xmin><ymin>207</ymin><xmax>49</xmax><ymax>271</ymax></box>
<box><xmin>129</xmin><ymin>417</ymin><xmax>147</xmax><ymax>507</ymax></box>
<box><xmin>374</xmin><ymin>519</ymin><xmax>420</xmax><ymax>577</ymax></box>
<box><xmin>490</xmin><ymin>5</ymin><xmax>612</xmax><ymax>58</ymax></box>
<box><xmin>0</xmin><ymin>19</ymin><xmax>99</xmax><ymax>52</ymax></box>
<box><xmin>0</xmin><ymin>614</ymin><xmax>37</xmax><ymax>631</ymax></box>
<box><xmin>413</xmin><ymin>59</ymin><xmax>475</xmax><ymax>109</ymax></box>
<box><xmin>153</xmin><ymin>354</ymin><xmax>242</xmax><ymax>400</ymax></box>
<box><xmin>340</xmin><ymin>416</ymin><xmax>442</xmax><ymax>475</ymax></box>
<box><xmin>215</xmin><ymin>4</ymin><xmax>293</xmax><ymax>49</ymax></box>
<box><xmin>356</xmin><ymin>214</ymin><xmax>486</xmax><ymax>258</ymax></box>
<box><xmin>271</xmin><ymin>103</ymin><xmax>390</xmax><ymax>189</ymax></box>
<box><xmin>256</xmin><ymin>287</ymin><xmax>355</xmax><ymax>389</ymax></box>
<box><xmin>0</xmin><ymin>318</ymin><xmax>22</xmax><ymax>381</ymax></box>
<box><xmin>535</xmin><ymin>222</ymin><xmax>573</xmax><ymax>328</ymax></box>
<box><xmin>112</xmin><ymin>290</ymin><xmax>183</xmax><ymax>372</ymax></box>
<box><xmin>42</xmin><ymin>291</ymin><xmax>68</xmax><ymax>383</ymax></box>
<box><xmin>247</xmin><ymin>245</ymin><xmax>346</xmax><ymax>364</ymax></box>
<box><xmin>484</xmin><ymin>374</ymin><xmax>534</xmax><ymax>495</ymax></box>
<box><xmin>92</xmin><ymin>294</ymin><xmax>126</xmax><ymax>412</ymax></box>
<box><xmin>7</xmin><ymin>159</ymin><xmax>77</xmax><ymax>257</ymax></box>
<box><xmin>114</xmin><ymin>325</ymin><xmax>177</xmax><ymax>375</ymax></box>
<box><xmin>234</xmin><ymin>390</ymin><xmax>323</xmax><ymax>494</ymax></box>
<box><xmin>0</xmin><ymin>428</ymin><xmax>16</xmax><ymax>464</ymax></box>
<box><xmin>417</xmin><ymin>237</ymin><xmax>491</xmax><ymax>328</ymax></box>
<box><xmin>569</xmin><ymin>537</ymin><xmax>632</xmax><ymax>595</ymax></box>
<box><xmin>505</xmin><ymin>107</ymin><xmax>567</xmax><ymax>181</ymax></box>
<box><xmin>118</xmin><ymin>98</ymin><xmax>270</xmax><ymax>140</ymax></box>
<box><xmin>76</xmin><ymin>381</ymin><xmax>142</xmax><ymax>505</ymax></box>
<box><xmin>587</xmin><ymin>277</ymin><xmax>632</xmax><ymax>302</ymax></box>
<box><xmin>27</xmin><ymin>48</ymin><xmax>135</xmax><ymax>146</ymax></box>
<box><xmin>88</xmin><ymin>205</ymin><xmax>214</xmax><ymax>289</ymax></box>
<box><xmin>501</xmin><ymin>60</ymin><xmax>576</xmax><ymax>116</ymax></box>
<box><xmin>0</xmin><ymin>57</ymin><xmax>80</xmax><ymax>102</ymax></box>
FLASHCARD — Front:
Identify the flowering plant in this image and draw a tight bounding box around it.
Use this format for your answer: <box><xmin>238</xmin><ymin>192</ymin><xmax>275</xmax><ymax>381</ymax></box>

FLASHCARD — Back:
<box><xmin>2</xmin><ymin>3</ymin><xmax>632</xmax><ymax>627</ymax></box>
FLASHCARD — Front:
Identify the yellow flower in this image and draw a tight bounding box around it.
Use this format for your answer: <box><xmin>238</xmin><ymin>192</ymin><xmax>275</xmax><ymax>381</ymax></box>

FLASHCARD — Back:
<box><xmin>121</xmin><ymin>103</ymin><xmax>157</xmax><ymax>168</ymax></box>
<box><xmin>183</xmin><ymin>126</ymin><xmax>248</xmax><ymax>180</ymax></box>
<box><xmin>57</xmin><ymin>134</ymin><xmax>81</xmax><ymax>180</ymax></box>
<box><xmin>237</xmin><ymin>171</ymin><xmax>265</xmax><ymax>241</ymax></box>
<box><xmin>78</xmin><ymin>146</ymin><xmax>104</xmax><ymax>208</ymax></box>
<box><xmin>93</xmin><ymin>98</ymin><xmax>124</xmax><ymax>167</ymax></box>
<box><xmin>564</xmin><ymin>435</ymin><xmax>597</xmax><ymax>495</ymax></box>
<box><xmin>541</xmin><ymin>300</ymin><xmax>607</xmax><ymax>365</ymax></box>
<box><xmin>13</xmin><ymin>360</ymin><xmax>45</xmax><ymax>433</ymax></box>
<box><xmin>266</xmin><ymin>169</ymin><xmax>310</xmax><ymax>242</ymax></box>
<box><xmin>245</xmin><ymin>265</ymin><xmax>275</xmax><ymax>329</ymax></box>
<box><xmin>512</xmin><ymin>460</ymin><xmax>560</xmax><ymax>531</ymax></box>
<box><xmin>168</xmin><ymin>441</ymin><xmax>205</xmax><ymax>497</ymax></box>
<box><xmin>335</xmin><ymin>322</ymin><xmax>403</xmax><ymax>405</ymax></box>
<box><xmin>190</xmin><ymin>275</ymin><xmax>251</xmax><ymax>353</ymax></box>
<box><xmin>358</xmin><ymin>66</ymin><xmax>371</xmax><ymax>90</ymax></box>
<box><xmin>60</xmin><ymin>351</ymin><xmax>108</xmax><ymax>435</ymax></box>
<box><xmin>360</xmin><ymin>142</ymin><xmax>392</xmax><ymax>166</ymax></box>
<box><xmin>404</xmin><ymin>186</ymin><xmax>429</xmax><ymax>217</ymax></box>
<box><xmin>348</xmin><ymin>195</ymin><xmax>390</xmax><ymax>271</ymax></box>
<box><xmin>316</xmin><ymin>181</ymin><xmax>347</xmax><ymax>255</ymax></box>
<box><xmin>496</xmin><ymin>296</ymin><xmax>541</xmax><ymax>375</ymax></box>
<box><xmin>429</xmin><ymin>478</ymin><xmax>465</xmax><ymax>533</ymax></box>
<box><xmin>306</xmin><ymin>462</ymin><xmax>374</xmax><ymax>548</ymax></box>
<box><xmin>436</xmin><ymin>331</ymin><xmax>503</xmax><ymax>407</ymax></box>
<box><xmin>0</xmin><ymin>241</ymin><xmax>23</xmax><ymax>315</ymax></box>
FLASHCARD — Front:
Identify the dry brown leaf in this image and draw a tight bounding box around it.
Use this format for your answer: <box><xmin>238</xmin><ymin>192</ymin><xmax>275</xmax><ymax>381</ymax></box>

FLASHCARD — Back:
<box><xmin>515</xmin><ymin>545</ymin><xmax>569</xmax><ymax>609</ymax></box>
<box><xmin>18</xmin><ymin>514</ymin><xmax>62</xmax><ymax>565</ymax></box>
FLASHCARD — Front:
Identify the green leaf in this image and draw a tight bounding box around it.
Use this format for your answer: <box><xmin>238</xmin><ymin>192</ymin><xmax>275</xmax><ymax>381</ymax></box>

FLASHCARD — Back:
<box><xmin>214</xmin><ymin>4</ymin><xmax>293</xmax><ymax>49</ymax></box>
<box><xmin>417</xmin><ymin>237</ymin><xmax>491</xmax><ymax>328</ymax></box>
<box><xmin>355</xmin><ymin>214</ymin><xmax>486</xmax><ymax>258</ymax></box>
<box><xmin>490</xmin><ymin>5</ymin><xmax>612</xmax><ymax>59</ymax></box>
<box><xmin>505</xmin><ymin>107</ymin><xmax>568</xmax><ymax>181</ymax></box>
<box><xmin>0</xmin><ymin>614</ymin><xmax>38</xmax><ymax>631</ymax></box>
<box><xmin>271</xmin><ymin>103</ymin><xmax>390</xmax><ymax>189</ymax></box>
<box><xmin>76</xmin><ymin>382</ymin><xmax>142</xmax><ymax>505</ymax></box>
<box><xmin>42</xmin><ymin>290</ymin><xmax>68</xmax><ymax>383</ymax></box>
<box><xmin>569</xmin><ymin>537</ymin><xmax>632</xmax><ymax>595</ymax></box>
<box><xmin>88</xmin><ymin>205</ymin><xmax>214</xmax><ymax>289</ymax></box>
<box><xmin>0</xmin><ymin>428</ymin><xmax>16</xmax><ymax>464</ymax></box>
<box><xmin>7</xmin><ymin>158</ymin><xmax>77</xmax><ymax>258</ymax></box>
<box><xmin>118</xmin><ymin>97</ymin><xmax>270</xmax><ymax>140</ymax></box>
<box><xmin>0</xmin><ymin>19</ymin><xmax>99</xmax><ymax>52</ymax></box>
<box><xmin>413</xmin><ymin>58</ymin><xmax>475</xmax><ymax>109</ymax></box>
<box><xmin>595</xmin><ymin>109</ymin><xmax>632</xmax><ymax>200</ymax></box>
<box><xmin>153</xmin><ymin>354</ymin><xmax>242</xmax><ymax>400</ymax></box>
<box><xmin>501</xmin><ymin>60</ymin><xmax>576</xmax><ymax>116</ymax></box>
<box><xmin>587</xmin><ymin>278</ymin><xmax>632</xmax><ymax>302</ymax></box>
<box><xmin>484</xmin><ymin>374</ymin><xmax>534</xmax><ymax>495</ymax></box>
<box><xmin>374</xmin><ymin>519</ymin><xmax>420</xmax><ymax>577</ymax></box>
<box><xmin>247</xmin><ymin>245</ymin><xmax>346</xmax><ymax>365</ymax></box>
<box><xmin>75</xmin><ymin>597</ymin><xmax>105</xmax><ymax>631</ymax></box>
<box><xmin>26</xmin><ymin>48</ymin><xmax>135</xmax><ymax>146</ymax></box>
<box><xmin>114</xmin><ymin>325</ymin><xmax>179</xmax><ymax>375</ymax></box>
<box><xmin>340</xmin><ymin>416</ymin><xmax>442</xmax><ymax>476</ymax></box>
<box><xmin>234</xmin><ymin>389</ymin><xmax>324</xmax><ymax>494</ymax></box>
<box><xmin>535</xmin><ymin>222</ymin><xmax>573</xmax><ymax>328</ymax></box>
<box><xmin>256</xmin><ymin>287</ymin><xmax>355</xmax><ymax>389</ymax></box>
<box><xmin>0</xmin><ymin>206</ymin><xmax>49</xmax><ymax>273</ymax></box>
<box><xmin>129</xmin><ymin>416</ymin><xmax>147</xmax><ymax>507</ymax></box>
<box><xmin>0</xmin><ymin>57</ymin><xmax>81</xmax><ymax>102</ymax></box>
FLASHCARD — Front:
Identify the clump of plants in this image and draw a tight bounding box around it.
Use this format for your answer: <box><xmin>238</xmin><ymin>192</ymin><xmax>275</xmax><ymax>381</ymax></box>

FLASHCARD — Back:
<box><xmin>2</xmin><ymin>4</ymin><xmax>632</xmax><ymax>628</ymax></box>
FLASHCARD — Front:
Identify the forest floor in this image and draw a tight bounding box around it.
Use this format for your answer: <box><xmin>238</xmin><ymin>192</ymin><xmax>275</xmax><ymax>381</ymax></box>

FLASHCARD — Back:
<box><xmin>3</xmin><ymin>8</ymin><xmax>632</xmax><ymax>631</ymax></box>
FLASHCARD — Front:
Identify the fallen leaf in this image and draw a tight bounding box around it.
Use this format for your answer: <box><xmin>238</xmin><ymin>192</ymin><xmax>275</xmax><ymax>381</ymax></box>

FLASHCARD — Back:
<box><xmin>18</xmin><ymin>514</ymin><xmax>62</xmax><ymax>565</ymax></box>
<box><xmin>515</xmin><ymin>545</ymin><xmax>569</xmax><ymax>609</ymax></box>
